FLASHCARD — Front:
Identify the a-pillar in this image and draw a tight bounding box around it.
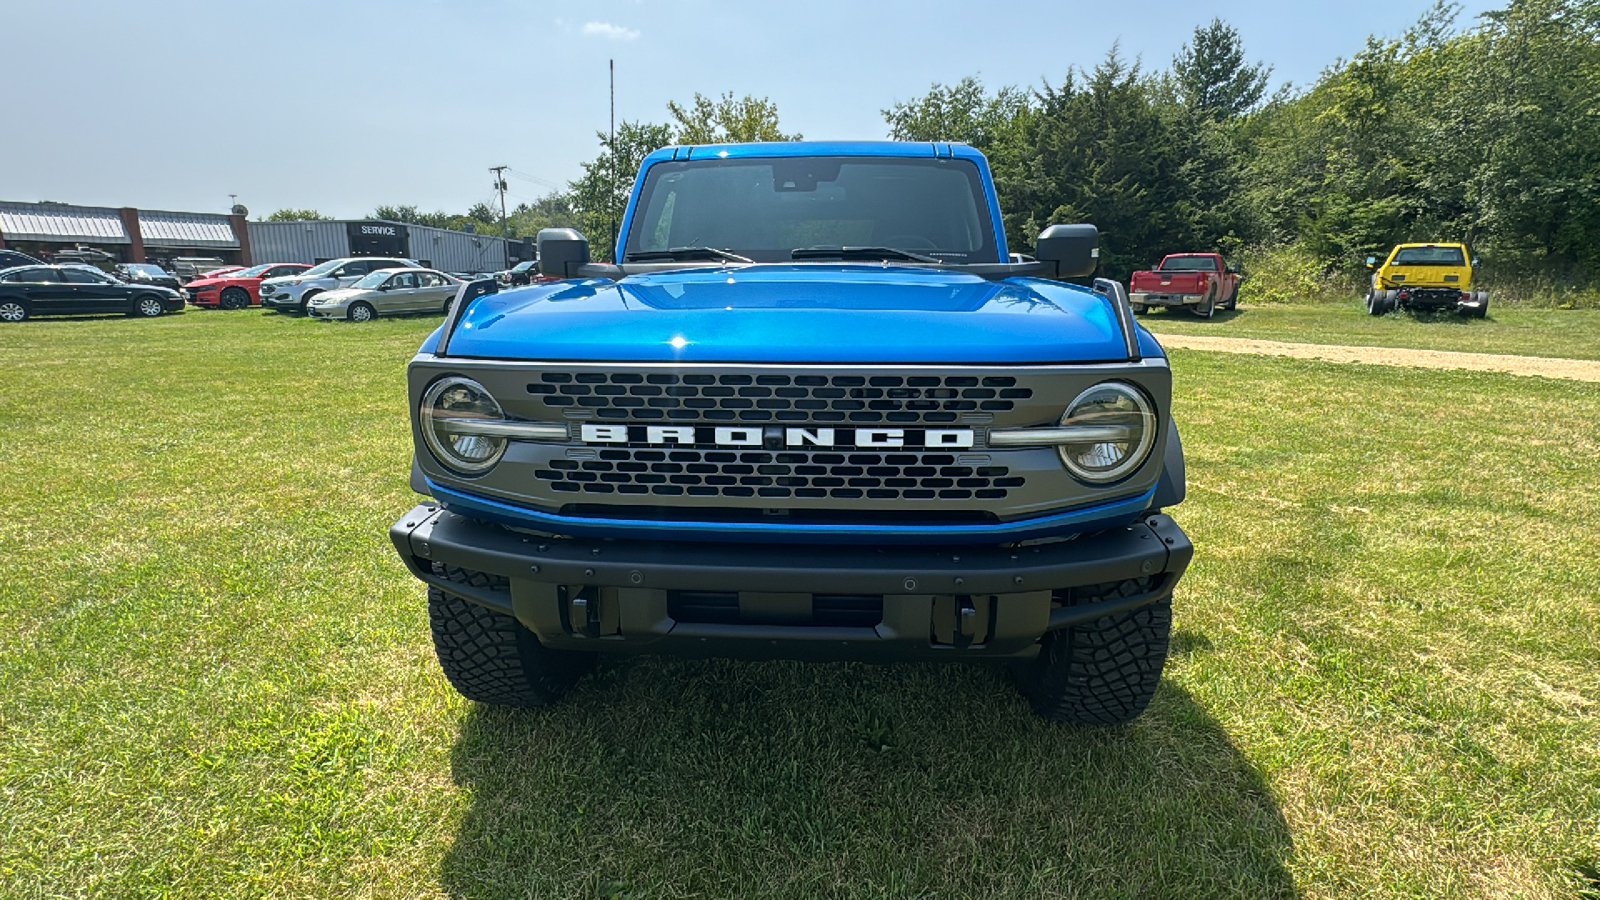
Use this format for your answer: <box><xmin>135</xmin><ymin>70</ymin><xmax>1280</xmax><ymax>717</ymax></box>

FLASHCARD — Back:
<box><xmin>118</xmin><ymin>208</ymin><xmax>145</xmax><ymax>263</ymax></box>
<box><xmin>230</xmin><ymin>213</ymin><xmax>252</xmax><ymax>265</ymax></box>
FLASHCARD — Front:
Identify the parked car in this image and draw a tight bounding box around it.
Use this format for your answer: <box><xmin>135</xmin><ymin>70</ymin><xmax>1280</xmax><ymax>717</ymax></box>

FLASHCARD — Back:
<box><xmin>169</xmin><ymin>257</ymin><xmax>236</xmax><ymax>283</ymax></box>
<box><xmin>0</xmin><ymin>265</ymin><xmax>184</xmax><ymax>322</ymax></box>
<box><xmin>113</xmin><ymin>263</ymin><xmax>183</xmax><ymax>292</ymax></box>
<box><xmin>259</xmin><ymin>256</ymin><xmax>421</xmax><ymax>314</ymax></box>
<box><xmin>0</xmin><ymin>249</ymin><xmax>44</xmax><ymax>271</ymax></box>
<box><xmin>1127</xmin><ymin>253</ymin><xmax>1240</xmax><ymax>317</ymax></box>
<box><xmin>185</xmin><ymin>262</ymin><xmax>312</xmax><ymax>309</ymax></box>
<box><xmin>1365</xmin><ymin>243</ymin><xmax>1487</xmax><ymax>318</ymax></box>
<box><xmin>499</xmin><ymin>260</ymin><xmax>542</xmax><ymax>286</ymax></box>
<box><xmin>307</xmin><ymin>267</ymin><xmax>460</xmax><ymax>322</ymax></box>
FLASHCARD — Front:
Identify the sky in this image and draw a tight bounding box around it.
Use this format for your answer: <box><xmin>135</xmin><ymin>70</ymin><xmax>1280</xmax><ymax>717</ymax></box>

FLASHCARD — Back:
<box><xmin>0</xmin><ymin>0</ymin><xmax>1503</xmax><ymax>221</ymax></box>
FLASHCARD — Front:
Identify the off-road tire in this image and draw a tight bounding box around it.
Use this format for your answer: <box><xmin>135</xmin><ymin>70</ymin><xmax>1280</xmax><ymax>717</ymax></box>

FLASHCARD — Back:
<box><xmin>1461</xmin><ymin>291</ymin><xmax>1488</xmax><ymax>319</ymax></box>
<box><xmin>220</xmin><ymin>287</ymin><xmax>250</xmax><ymax>310</ymax></box>
<box><xmin>428</xmin><ymin>563</ymin><xmax>593</xmax><ymax>707</ymax></box>
<box><xmin>1013</xmin><ymin>578</ymin><xmax>1171</xmax><ymax>724</ymax></box>
<box><xmin>1368</xmin><ymin>289</ymin><xmax>1397</xmax><ymax>316</ymax></box>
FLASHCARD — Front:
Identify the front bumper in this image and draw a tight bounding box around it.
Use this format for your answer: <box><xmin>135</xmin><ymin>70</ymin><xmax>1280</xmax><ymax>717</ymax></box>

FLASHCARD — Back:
<box><xmin>307</xmin><ymin>302</ymin><xmax>347</xmax><ymax>319</ymax></box>
<box><xmin>390</xmin><ymin>504</ymin><xmax>1192</xmax><ymax>661</ymax></box>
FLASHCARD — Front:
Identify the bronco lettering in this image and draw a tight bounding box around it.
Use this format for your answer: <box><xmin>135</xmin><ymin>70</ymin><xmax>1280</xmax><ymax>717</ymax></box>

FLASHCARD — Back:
<box><xmin>577</xmin><ymin>423</ymin><xmax>973</xmax><ymax>448</ymax></box>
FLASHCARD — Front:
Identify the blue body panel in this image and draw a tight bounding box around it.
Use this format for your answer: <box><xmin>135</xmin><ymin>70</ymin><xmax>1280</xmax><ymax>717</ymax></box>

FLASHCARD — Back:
<box><xmin>437</xmin><ymin>266</ymin><xmax>1163</xmax><ymax>364</ymax></box>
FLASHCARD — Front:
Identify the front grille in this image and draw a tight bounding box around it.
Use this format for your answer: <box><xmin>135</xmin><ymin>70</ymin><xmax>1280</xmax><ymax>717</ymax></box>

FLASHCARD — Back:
<box><xmin>526</xmin><ymin>372</ymin><xmax>1032</xmax><ymax>425</ymax></box>
<box><xmin>667</xmin><ymin>590</ymin><xmax>883</xmax><ymax>627</ymax></box>
<box><xmin>534</xmin><ymin>448</ymin><xmax>1025</xmax><ymax>501</ymax></box>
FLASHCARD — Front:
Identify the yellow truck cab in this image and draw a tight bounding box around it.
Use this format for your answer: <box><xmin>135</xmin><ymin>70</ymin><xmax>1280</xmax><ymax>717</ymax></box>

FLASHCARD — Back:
<box><xmin>1365</xmin><ymin>243</ymin><xmax>1488</xmax><ymax>318</ymax></box>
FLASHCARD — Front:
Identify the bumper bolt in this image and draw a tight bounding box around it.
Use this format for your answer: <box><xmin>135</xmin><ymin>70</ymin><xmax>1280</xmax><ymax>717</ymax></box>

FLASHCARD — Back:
<box><xmin>954</xmin><ymin>577</ymin><xmax>965</xmax><ymax>587</ymax></box>
<box><xmin>1141</xmin><ymin>559</ymin><xmax>1156</xmax><ymax>574</ymax></box>
<box><xmin>629</xmin><ymin>570</ymin><xmax>643</xmax><ymax>584</ymax></box>
<box><xmin>584</xmin><ymin>568</ymin><xmax>595</xmax><ymax>578</ymax></box>
<box><xmin>530</xmin><ymin>565</ymin><xmax>540</xmax><ymax>574</ymax></box>
<box><xmin>1013</xmin><ymin>576</ymin><xmax>1023</xmax><ymax>585</ymax></box>
<box><xmin>903</xmin><ymin>578</ymin><xmax>917</xmax><ymax>591</ymax></box>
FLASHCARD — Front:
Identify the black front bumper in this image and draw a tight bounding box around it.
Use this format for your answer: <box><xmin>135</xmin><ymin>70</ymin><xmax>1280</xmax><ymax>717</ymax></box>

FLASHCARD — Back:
<box><xmin>390</xmin><ymin>505</ymin><xmax>1192</xmax><ymax>661</ymax></box>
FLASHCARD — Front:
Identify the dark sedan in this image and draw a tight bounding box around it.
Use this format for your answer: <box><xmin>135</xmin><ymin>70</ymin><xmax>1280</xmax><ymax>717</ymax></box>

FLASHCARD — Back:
<box><xmin>0</xmin><ymin>265</ymin><xmax>185</xmax><ymax>322</ymax></box>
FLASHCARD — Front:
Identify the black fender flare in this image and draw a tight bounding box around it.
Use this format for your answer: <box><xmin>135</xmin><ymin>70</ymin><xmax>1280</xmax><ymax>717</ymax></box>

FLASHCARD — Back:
<box><xmin>1151</xmin><ymin>417</ymin><xmax>1186</xmax><ymax>509</ymax></box>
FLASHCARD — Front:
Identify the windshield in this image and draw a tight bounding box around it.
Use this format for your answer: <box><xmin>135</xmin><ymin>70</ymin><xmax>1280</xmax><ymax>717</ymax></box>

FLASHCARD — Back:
<box><xmin>512</xmin><ymin>261</ymin><xmax>535</xmax><ymax>271</ymax></box>
<box><xmin>126</xmin><ymin>264</ymin><xmax>167</xmax><ymax>276</ymax></box>
<box><xmin>1157</xmin><ymin>256</ymin><xmax>1218</xmax><ymax>272</ymax></box>
<box><xmin>225</xmin><ymin>264</ymin><xmax>274</xmax><ymax>278</ymax></box>
<box><xmin>623</xmin><ymin>156</ymin><xmax>998</xmax><ymax>264</ymax></box>
<box><xmin>300</xmin><ymin>259</ymin><xmax>345</xmax><ymax>278</ymax></box>
<box><xmin>353</xmin><ymin>270</ymin><xmax>398</xmax><ymax>289</ymax></box>
<box><xmin>1391</xmin><ymin>246</ymin><xmax>1465</xmax><ymax>266</ymax></box>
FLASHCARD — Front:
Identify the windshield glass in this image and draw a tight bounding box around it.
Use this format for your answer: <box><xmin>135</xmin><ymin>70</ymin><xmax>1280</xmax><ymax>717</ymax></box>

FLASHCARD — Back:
<box><xmin>126</xmin><ymin>264</ymin><xmax>167</xmax><ymax>276</ymax></box>
<box><xmin>1391</xmin><ymin>246</ymin><xmax>1465</xmax><ymax>266</ymax></box>
<box><xmin>300</xmin><ymin>260</ymin><xmax>345</xmax><ymax>278</ymax></box>
<box><xmin>623</xmin><ymin>156</ymin><xmax>997</xmax><ymax>264</ymax></box>
<box><xmin>226</xmin><ymin>264</ymin><xmax>274</xmax><ymax>278</ymax></box>
<box><xmin>512</xmin><ymin>261</ymin><xmax>535</xmax><ymax>271</ymax></box>
<box><xmin>1157</xmin><ymin>256</ymin><xmax>1218</xmax><ymax>272</ymax></box>
<box><xmin>353</xmin><ymin>270</ymin><xmax>397</xmax><ymax>289</ymax></box>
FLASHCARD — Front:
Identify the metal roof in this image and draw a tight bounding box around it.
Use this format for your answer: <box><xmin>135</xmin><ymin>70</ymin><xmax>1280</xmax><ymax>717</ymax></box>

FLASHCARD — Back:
<box><xmin>138</xmin><ymin>210</ymin><xmax>238</xmax><ymax>248</ymax></box>
<box><xmin>0</xmin><ymin>202</ymin><xmax>129</xmax><ymax>243</ymax></box>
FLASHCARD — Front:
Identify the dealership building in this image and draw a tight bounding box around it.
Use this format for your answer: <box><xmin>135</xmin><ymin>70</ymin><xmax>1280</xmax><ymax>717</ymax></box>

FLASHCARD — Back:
<box><xmin>0</xmin><ymin>200</ymin><xmax>530</xmax><ymax>272</ymax></box>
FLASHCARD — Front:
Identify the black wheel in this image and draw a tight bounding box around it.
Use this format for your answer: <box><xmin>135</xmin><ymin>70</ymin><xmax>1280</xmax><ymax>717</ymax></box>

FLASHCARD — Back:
<box><xmin>0</xmin><ymin>299</ymin><xmax>28</xmax><ymax>323</ymax></box>
<box><xmin>219</xmin><ymin>287</ymin><xmax>250</xmax><ymax>310</ymax></box>
<box><xmin>1012</xmin><ymin>578</ymin><xmax>1171</xmax><ymax>724</ymax></box>
<box><xmin>298</xmin><ymin>291</ymin><xmax>320</xmax><ymax>315</ymax></box>
<box><xmin>132</xmin><ymin>295</ymin><xmax>165</xmax><ymax>318</ymax></box>
<box><xmin>428</xmin><ymin>564</ymin><xmax>593</xmax><ymax>707</ymax></box>
<box><xmin>1368</xmin><ymin>289</ymin><xmax>1396</xmax><ymax>315</ymax></box>
<box><xmin>1461</xmin><ymin>291</ymin><xmax>1488</xmax><ymax>319</ymax></box>
<box><xmin>348</xmin><ymin>301</ymin><xmax>376</xmax><ymax>323</ymax></box>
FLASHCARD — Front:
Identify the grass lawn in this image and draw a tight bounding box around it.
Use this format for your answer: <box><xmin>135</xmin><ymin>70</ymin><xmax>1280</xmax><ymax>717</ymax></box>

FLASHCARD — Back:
<box><xmin>1</xmin><ymin>312</ymin><xmax>1597</xmax><ymax>898</ymax></box>
<box><xmin>1138</xmin><ymin>302</ymin><xmax>1600</xmax><ymax>361</ymax></box>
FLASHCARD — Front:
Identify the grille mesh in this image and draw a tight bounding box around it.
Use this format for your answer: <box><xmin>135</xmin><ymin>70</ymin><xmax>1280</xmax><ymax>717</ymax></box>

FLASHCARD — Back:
<box><xmin>533</xmin><ymin>448</ymin><xmax>1025</xmax><ymax>501</ymax></box>
<box><xmin>526</xmin><ymin>372</ymin><xmax>1032</xmax><ymax>424</ymax></box>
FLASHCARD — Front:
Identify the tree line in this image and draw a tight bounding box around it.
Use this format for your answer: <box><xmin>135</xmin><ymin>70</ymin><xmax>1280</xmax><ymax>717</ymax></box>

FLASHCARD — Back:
<box><xmin>271</xmin><ymin>0</ymin><xmax>1597</xmax><ymax>293</ymax></box>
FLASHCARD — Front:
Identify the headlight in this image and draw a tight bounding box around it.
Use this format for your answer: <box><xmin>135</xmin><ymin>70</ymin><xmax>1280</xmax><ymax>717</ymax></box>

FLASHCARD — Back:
<box><xmin>287</xmin><ymin>279</ymin><xmax>303</xmax><ymax>286</ymax></box>
<box><xmin>1056</xmin><ymin>382</ymin><xmax>1157</xmax><ymax>483</ymax></box>
<box><xmin>421</xmin><ymin>376</ymin><xmax>507</xmax><ymax>475</ymax></box>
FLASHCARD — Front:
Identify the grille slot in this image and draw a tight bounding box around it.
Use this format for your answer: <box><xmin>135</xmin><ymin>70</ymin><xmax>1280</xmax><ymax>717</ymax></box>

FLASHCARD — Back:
<box><xmin>527</xmin><ymin>372</ymin><xmax>1031</xmax><ymax>424</ymax></box>
<box><xmin>535</xmin><ymin>448</ymin><xmax>1024</xmax><ymax>501</ymax></box>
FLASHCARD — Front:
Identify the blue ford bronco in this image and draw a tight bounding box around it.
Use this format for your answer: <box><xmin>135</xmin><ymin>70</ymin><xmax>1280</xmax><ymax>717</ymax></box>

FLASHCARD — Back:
<box><xmin>389</xmin><ymin>141</ymin><xmax>1191</xmax><ymax>723</ymax></box>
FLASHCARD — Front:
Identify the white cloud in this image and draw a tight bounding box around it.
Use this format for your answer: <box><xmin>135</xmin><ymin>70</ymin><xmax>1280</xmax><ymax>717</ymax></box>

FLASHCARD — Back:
<box><xmin>582</xmin><ymin>21</ymin><xmax>640</xmax><ymax>41</ymax></box>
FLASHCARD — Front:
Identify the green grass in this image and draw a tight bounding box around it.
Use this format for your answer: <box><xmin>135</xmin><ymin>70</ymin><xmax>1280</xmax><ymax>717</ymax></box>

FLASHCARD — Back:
<box><xmin>1137</xmin><ymin>302</ymin><xmax>1600</xmax><ymax>361</ymax></box>
<box><xmin>2</xmin><ymin>312</ymin><xmax>1597</xmax><ymax>898</ymax></box>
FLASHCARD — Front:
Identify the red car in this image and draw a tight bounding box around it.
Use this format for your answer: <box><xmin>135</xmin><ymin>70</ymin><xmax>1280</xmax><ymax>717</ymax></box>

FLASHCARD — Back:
<box><xmin>185</xmin><ymin>263</ymin><xmax>312</xmax><ymax>309</ymax></box>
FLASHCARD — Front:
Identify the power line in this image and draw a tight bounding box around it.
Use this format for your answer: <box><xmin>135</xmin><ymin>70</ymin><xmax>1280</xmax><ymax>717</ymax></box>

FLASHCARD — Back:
<box><xmin>488</xmin><ymin>165</ymin><xmax>510</xmax><ymax>269</ymax></box>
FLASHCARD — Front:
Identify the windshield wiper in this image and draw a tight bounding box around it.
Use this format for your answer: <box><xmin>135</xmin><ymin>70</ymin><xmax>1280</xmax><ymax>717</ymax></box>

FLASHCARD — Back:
<box><xmin>625</xmin><ymin>246</ymin><xmax>752</xmax><ymax>263</ymax></box>
<box><xmin>791</xmin><ymin>246</ymin><xmax>941</xmax><ymax>263</ymax></box>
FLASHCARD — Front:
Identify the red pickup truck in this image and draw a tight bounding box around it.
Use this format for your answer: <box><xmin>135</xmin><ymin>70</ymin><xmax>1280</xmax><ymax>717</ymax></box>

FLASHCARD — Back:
<box><xmin>1128</xmin><ymin>253</ymin><xmax>1241</xmax><ymax>318</ymax></box>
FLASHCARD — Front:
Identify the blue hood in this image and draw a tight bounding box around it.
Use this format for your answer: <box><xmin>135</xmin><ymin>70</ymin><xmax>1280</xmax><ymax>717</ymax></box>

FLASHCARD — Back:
<box><xmin>429</xmin><ymin>265</ymin><xmax>1163</xmax><ymax>364</ymax></box>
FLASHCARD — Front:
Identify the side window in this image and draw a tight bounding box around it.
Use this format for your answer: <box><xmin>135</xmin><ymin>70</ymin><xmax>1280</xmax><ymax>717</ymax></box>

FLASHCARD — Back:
<box><xmin>333</xmin><ymin>263</ymin><xmax>364</xmax><ymax>278</ymax></box>
<box><xmin>10</xmin><ymin>268</ymin><xmax>60</xmax><ymax>283</ymax></box>
<box><xmin>61</xmin><ymin>268</ymin><xmax>107</xmax><ymax>284</ymax></box>
<box><xmin>389</xmin><ymin>272</ymin><xmax>418</xmax><ymax>290</ymax></box>
<box><xmin>418</xmin><ymin>272</ymin><xmax>443</xmax><ymax>287</ymax></box>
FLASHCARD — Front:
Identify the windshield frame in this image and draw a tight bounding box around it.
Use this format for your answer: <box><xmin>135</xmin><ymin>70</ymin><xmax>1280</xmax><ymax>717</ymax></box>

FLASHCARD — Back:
<box><xmin>620</xmin><ymin>155</ymin><xmax>1002</xmax><ymax>265</ymax></box>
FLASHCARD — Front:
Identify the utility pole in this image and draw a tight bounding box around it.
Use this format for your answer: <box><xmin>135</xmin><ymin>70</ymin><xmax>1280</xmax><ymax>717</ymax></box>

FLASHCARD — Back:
<box><xmin>608</xmin><ymin>58</ymin><xmax>616</xmax><ymax>263</ymax></box>
<box><xmin>489</xmin><ymin>165</ymin><xmax>509</xmax><ymax>268</ymax></box>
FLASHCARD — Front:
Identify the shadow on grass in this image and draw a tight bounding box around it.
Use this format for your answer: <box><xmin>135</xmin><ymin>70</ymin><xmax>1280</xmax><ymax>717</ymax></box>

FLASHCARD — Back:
<box><xmin>440</xmin><ymin>658</ymin><xmax>1294</xmax><ymax>898</ymax></box>
<box><xmin>1136</xmin><ymin>306</ymin><xmax>1245</xmax><ymax>324</ymax></box>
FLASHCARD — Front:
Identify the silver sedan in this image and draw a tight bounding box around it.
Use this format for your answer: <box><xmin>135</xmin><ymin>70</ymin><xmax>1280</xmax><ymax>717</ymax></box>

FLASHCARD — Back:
<box><xmin>307</xmin><ymin>268</ymin><xmax>461</xmax><ymax>322</ymax></box>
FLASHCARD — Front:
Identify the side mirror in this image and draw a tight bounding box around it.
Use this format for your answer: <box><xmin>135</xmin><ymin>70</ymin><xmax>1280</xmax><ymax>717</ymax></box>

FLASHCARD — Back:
<box><xmin>1033</xmin><ymin>224</ymin><xmax>1100</xmax><ymax>279</ymax></box>
<box><xmin>1365</xmin><ymin>256</ymin><xmax>1377</xmax><ymax>268</ymax></box>
<box><xmin>1225</xmin><ymin>264</ymin><xmax>1239</xmax><ymax>275</ymax></box>
<box><xmin>1471</xmin><ymin>257</ymin><xmax>1480</xmax><ymax>267</ymax></box>
<box><xmin>538</xmin><ymin>228</ymin><xmax>590</xmax><ymax>278</ymax></box>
